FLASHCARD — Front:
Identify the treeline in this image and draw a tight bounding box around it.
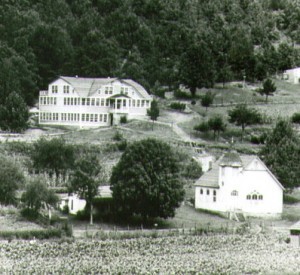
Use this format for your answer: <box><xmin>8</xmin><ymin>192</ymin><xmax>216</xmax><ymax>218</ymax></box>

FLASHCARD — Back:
<box><xmin>2</xmin><ymin>0</ymin><xmax>300</xmax><ymax>105</ymax></box>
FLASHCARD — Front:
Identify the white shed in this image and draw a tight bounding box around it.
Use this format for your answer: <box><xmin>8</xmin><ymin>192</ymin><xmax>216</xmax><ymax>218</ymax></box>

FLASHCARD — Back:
<box><xmin>283</xmin><ymin>67</ymin><xmax>300</xmax><ymax>84</ymax></box>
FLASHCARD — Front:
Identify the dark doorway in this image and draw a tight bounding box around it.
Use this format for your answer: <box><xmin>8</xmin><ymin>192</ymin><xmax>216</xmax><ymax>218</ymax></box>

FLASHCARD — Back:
<box><xmin>110</xmin><ymin>113</ymin><xmax>114</xmax><ymax>126</ymax></box>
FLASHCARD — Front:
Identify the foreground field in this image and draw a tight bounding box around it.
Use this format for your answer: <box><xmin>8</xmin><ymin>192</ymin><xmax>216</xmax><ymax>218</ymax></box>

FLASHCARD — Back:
<box><xmin>0</xmin><ymin>233</ymin><xmax>298</xmax><ymax>274</ymax></box>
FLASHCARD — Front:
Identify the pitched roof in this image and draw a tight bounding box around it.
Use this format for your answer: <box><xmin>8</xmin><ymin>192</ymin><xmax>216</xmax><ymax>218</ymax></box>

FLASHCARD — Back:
<box><xmin>56</xmin><ymin>76</ymin><xmax>151</xmax><ymax>99</ymax></box>
<box><xmin>194</xmin><ymin>154</ymin><xmax>256</xmax><ymax>188</ymax></box>
<box><xmin>220</xmin><ymin>151</ymin><xmax>242</xmax><ymax>167</ymax></box>
<box><xmin>195</xmin><ymin>153</ymin><xmax>284</xmax><ymax>190</ymax></box>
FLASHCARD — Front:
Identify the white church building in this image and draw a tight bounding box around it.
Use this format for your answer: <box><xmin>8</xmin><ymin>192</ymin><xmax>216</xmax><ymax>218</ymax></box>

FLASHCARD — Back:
<box><xmin>194</xmin><ymin>151</ymin><xmax>284</xmax><ymax>218</ymax></box>
<box><xmin>39</xmin><ymin>76</ymin><xmax>152</xmax><ymax>127</ymax></box>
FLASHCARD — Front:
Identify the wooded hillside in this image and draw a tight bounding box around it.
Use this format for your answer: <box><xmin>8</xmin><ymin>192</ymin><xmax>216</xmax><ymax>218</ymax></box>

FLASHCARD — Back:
<box><xmin>1</xmin><ymin>0</ymin><xmax>300</xmax><ymax>105</ymax></box>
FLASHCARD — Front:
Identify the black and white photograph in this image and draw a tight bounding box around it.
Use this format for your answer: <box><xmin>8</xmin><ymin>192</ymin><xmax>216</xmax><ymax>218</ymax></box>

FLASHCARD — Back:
<box><xmin>0</xmin><ymin>0</ymin><xmax>300</xmax><ymax>273</ymax></box>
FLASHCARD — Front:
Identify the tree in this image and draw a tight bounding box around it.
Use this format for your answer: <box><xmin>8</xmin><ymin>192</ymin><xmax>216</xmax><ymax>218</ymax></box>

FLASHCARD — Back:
<box><xmin>21</xmin><ymin>177</ymin><xmax>59</xmax><ymax>220</ymax></box>
<box><xmin>208</xmin><ymin>115</ymin><xmax>226</xmax><ymax>140</ymax></box>
<box><xmin>260</xmin><ymin>120</ymin><xmax>300</xmax><ymax>189</ymax></box>
<box><xmin>69</xmin><ymin>154</ymin><xmax>103</xmax><ymax>225</ymax></box>
<box><xmin>0</xmin><ymin>155</ymin><xmax>25</xmax><ymax>205</ymax></box>
<box><xmin>228</xmin><ymin>104</ymin><xmax>262</xmax><ymax>140</ymax></box>
<box><xmin>201</xmin><ymin>91</ymin><xmax>215</xmax><ymax>111</ymax></box>
<box><xmin>110</xmin><ymin>139</ymin><xmax>185</xmax><ymax>220</ymax></box>
<box><xmin>0</xmin><ymin>91</ymin><xmax>29</xmax><ymax>132</ymax></box>
<box><xmin>258</xmin><ymin>78</ymin><xmax>276</xmax><ymax>103</ymax></box>
<box><xmin>147</xmin><ymin>100</ymin><xmax>159</xmax><ymax>130</ymax></box>
<box><xmin>179</xmin><ymin>39</ymin><xmax>216</xmax><ymax>97</ymax></box>
<box><xmin>31</xmin><ymin>137</ymin><xmax>75</xmax><ymax>185</ymax></box>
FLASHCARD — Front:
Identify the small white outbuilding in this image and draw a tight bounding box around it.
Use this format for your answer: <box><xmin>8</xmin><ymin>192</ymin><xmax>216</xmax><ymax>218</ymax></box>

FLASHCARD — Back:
<box><xmin>194</xmin><ymin>151</ymin><xmax>284</xmax><ymax>218</ymax></box>
<box><xmin>283</xmin><ymin>67</ymin><xmax>300</xmax><ymax>84</ymax></box>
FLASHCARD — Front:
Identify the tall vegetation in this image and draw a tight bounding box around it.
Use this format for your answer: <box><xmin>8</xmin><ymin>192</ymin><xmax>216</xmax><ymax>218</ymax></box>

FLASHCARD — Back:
<box><xmin>110</xmin><ymin>139</ymin><xmax>185</xmax><ymax>220</ymax></box>
<box><xmin>69</xmin><ymin>154</ymin><xmax>104</xmax><ymax>225</ymax></box>
<box><xmin>0</xmin><ymin>0</ymin><xmax>300</xmax><ymax>104</ymax></box>
<box><xmin>0</xmin><ymin>155</ymin><xmax>25</xmax><ymax>205</ymax></box>
<box><xmin>260</xmin><ymin>120</ymin><xmax>300</xmax><ymax>190</ymax></box>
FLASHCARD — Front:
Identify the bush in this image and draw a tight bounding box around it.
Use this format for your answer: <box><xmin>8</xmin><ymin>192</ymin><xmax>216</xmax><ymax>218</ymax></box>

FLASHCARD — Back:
<box><xmin>191</xmin><ymin>100</ymin><xmax>196</xmax><ymax>105</ymax></box>
<box><xmin>194</xmin><ymin>122</ymin><xmax>209</xmax><ymax>132</ymax></box>
<box><xmin>183</xmin><ymin>159</ymin><xmax>203</xmax><ymax>179</ymax></box>
<box><xmin>283</xmin><ymin>194</ymin><xmax>300</xmax><ymax>204</ymax></box>
<box><xmin>169</xmin><ymin>102</ymin><xmax>186</xmax><ymax>111</ymax></box>
<box><xmin>174</xmin><ymin>89</ymin><xmax>191</xmax><ymax>99</ymax></box>
<box><xmin>112</xmin><ymin>131</ymin><xmax>123</xmax><ymax>141</ymax></box>
<box><xmin>120</xmin><ymin>116</ymin><xmax>127</xmax><ymax>124</ymax></box>
<box><xmin>291</xmin><ymin>113</ymin><xmax>300</xmax><ymax>124</ymax></box>
<box><xmin>250</xmin><ymin>132</ymin><xmax>268</xmax><ymax>144</ymax></box>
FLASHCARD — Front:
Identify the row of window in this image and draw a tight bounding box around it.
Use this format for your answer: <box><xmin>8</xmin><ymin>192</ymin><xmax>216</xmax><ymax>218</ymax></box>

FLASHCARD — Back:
<box><xmin>52</xmin><ymin>85</ymin><xmax>134</xmax><ymax>96</ymax></box>
<box><xmin>60</xmin><ymin>97</ymin><xmax>150</xmax><ymax>108</ymax></box>
<box><xmin>40</xmin><ymin>97</ymin><xmax>57</xmax><ymax>105</ymax></box>
<box><xmin>200</xmin><ymin>189</ymin><xmax>217</xmax><ymax>202</ymax></box>
<box><xmin>199</xmin><ymin>189</ymin><xmax>263</xmax><ymax>201</ymax></box>
<box><xmin>40</xmin><ymin>112</ymin><xmax>108</xmax><ymax>123</ymax></box>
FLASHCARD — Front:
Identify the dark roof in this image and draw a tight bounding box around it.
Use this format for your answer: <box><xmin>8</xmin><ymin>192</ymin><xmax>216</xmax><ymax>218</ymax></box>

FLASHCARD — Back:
<box><xmin>220</xmin><ymin>151</ymin><xmax>242</xmax><ymax>167</ymax></box>
<box><xmin>194</xmin><ymin>154</ymin><xmax>256</xmax><ymax>188</ymax></box>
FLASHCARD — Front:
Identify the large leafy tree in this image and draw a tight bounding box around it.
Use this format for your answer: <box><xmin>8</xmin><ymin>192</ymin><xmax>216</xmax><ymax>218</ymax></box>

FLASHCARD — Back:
<box><xmin>0</xmin><ymin>155</ymin><xmax>25</xmax><ymax>205</ymax></box>
<box><xmin>69</xmin><ymin>154</ymin><xmax>103</xmax><ymax>225</ymax></box>
<box><xmin>31</xmin><ymin>137</ymin><xmax>75</xmax><ymax>185</ymax></box>
<box><xmin>228</xmin><ymin>104</ymin><xmax>262</xmax><ymax>140</ymax></box>
<box><xmin>0</xmin><ymin>91</ymin><xmax>29</xmax><ymax>133</ymax></box>
<box><xmin>179</xmin><ymin>39</ymin><xmax>216</xmax><ymax>97</ymax></box>
<box><xmin>111</xmin><ymin>138</ymin><xmax>185</xmax><ymax>220</ymax></box>
<box><xmin>260</xmin><ymin>120</ymin><xmax>300</xmax><ymax>189</ymax></box>
<box><xmin>22</xmin><ymin>177</ymin><xmax>59</xmax><ymax>220</ymax></box>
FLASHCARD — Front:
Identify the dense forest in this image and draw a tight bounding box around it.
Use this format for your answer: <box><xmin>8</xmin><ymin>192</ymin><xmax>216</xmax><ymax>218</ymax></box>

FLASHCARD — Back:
<box><xmin>1</xmin><ymin>0</ymin><xmax>300</xmax><ymax>106</ymax></box>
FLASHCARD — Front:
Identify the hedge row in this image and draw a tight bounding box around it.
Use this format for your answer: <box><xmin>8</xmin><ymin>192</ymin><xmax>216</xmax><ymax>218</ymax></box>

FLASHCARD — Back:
<box><xmin>0</xmin><ymin>228</ymin><xmax>63</xmax><ymax>240</ymax></box>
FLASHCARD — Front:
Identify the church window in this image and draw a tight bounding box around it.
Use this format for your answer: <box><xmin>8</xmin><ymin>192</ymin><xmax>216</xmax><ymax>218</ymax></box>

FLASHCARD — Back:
<box><xmin>246</xmin><ymin>195</ymin><xmax>251</xmax><ymax>200</ymax></box>
<box><xmin>231</xmin><ymin>190</ymin><xmax>238</xmax><ymax>196</ymax></box>
<box><xmin>200</xmin><ymin>189</ymin><xmax>203</xmax><ymax>195</ymax></box>
<box><xmin>207</xmin><ymin>189</ymin><xmax>210</xmax><ymax>195</ymax></box>
<box><xmin>258</xmin><ymin>195</ymin><xmax>263</xmax><ymax>200</ymax></box>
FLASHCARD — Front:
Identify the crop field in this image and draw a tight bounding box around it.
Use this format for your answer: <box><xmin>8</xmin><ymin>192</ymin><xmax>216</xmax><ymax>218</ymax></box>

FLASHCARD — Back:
<box><xmin>0</xmin><ymin>233</ymin><xmax>298</xmax><ymax>274</ymax></box>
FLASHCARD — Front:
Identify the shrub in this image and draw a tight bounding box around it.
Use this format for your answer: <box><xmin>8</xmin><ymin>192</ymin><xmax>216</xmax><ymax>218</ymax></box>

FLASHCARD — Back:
<box><xmin>194</xmin><ymin>122</ymin><xmax>209</xmax><ymax>132</ymax></box>
<box><xmin>120</xmin><ymin>116</ymin><xmax>127</xmax><ymax>124</ymax></box>
<box><xmin>112</xmin><ymin>131</ymin><xmax>123</xmax><ymax>141</ymax></box>
<box><xmin>170</xmin><ymin>102</ymin><xmax>186</xmax><ymax>111</ymax></box>
<box><xmin>174</xmin><ymin>89</ymin><xmax>191</xmax><ymax>99</ymax></box>
<box><xmin>250</xmin><ymin>132</ymin><xmax>268</xmax><ymax>144</ymax></box>
<box><xmin>191</xmin><ymin>100</ymin><xmax>196</xmax><ymax>105</ymax></box>
<box><xmin>291</xmin><ymin>113</ymin><xmax>300</xmax><ymax>124</ymax></box>
<box><xmin>183</xmin><ymin>159</ymin><xmax>203</xmax><ymax>179</ymax></box>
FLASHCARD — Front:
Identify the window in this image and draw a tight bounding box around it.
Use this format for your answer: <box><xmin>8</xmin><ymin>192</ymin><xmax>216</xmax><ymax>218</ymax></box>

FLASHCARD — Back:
<box><xmin>52</xmin><ymin>85</ymin><xmax>58</xmax><ymax>93</ymax></box>
<box><xmin>103</xmin><ymin>114</ymin><xmax>107</xmax><ymax>122</ymax></box>
<box><xmin>86</xmin><ymin>98</ymin><xmax>90</xmax><ymax>106</ymax></box>
<box><xmin>82</xmin><ymin>98</ymin><xmax>86</xmax><ymax>106</ymax></box>
<box><xmin>206</xmin><ymin>189</ymin><xmax>210</xmax><ymax>195</ymax></box>
<box><xmin>200</xmin><ymin>189</ymin><xmax>203</xmax><ymax>195</ymax></box>
<box><xmin>132</xmin><ymin>100</ymin><xmax>136</xmax><ymax>107</ymax></box>
<box><xmin>231</xmin><ymin>190</ymin><xmax>238</xmax><ymax>196</ymax></box>
<box><xmin>64</xmin><ymin>98</ymin><xmax>67</xmax><ymax>105</ymax></box>
<box><xmin>101</xmin><ymin>99</ymin><xmax>105</xmax><ymax>106</ymax></box>
<box><xmin>121</xmin><ymin>87</ymin><xmax>124</xmax><ymax>94</ymax></box>
<box><xmin>137</xmin><ymin>100</ymin><xmax>140</xmax><ymax>107</ymax></box>
<box><xmin>246</xmin><ymin>192</ymin><xmax>263</xmax><ymax>201</ymax></box>
<box><xmin>99</xmin><ymin>114</ymin><xmax>103</xmax><ymax>122</ymax></box>
<box><xmin>96</xmin><ymin>98</ymin><xmax>100</xmax><ymax>106</ymax></box>
<box><xmin>123</xmin><ymin>100</ymin><xmax>126</xmax><ymax>107</ymax></box>
<box><xmin>63</xmin><ymin>86</ymin><xmax>69</xmax><ymax>94</ymax></box>
<box><xmin>106</xmin><ymin>99</ymin><xmax>109</xmax><ymax>106</ymax></box>
<box><xmin>213</xmin><ymin>190</ymin><xmax>217</xmax><ymax>202</ymax></box>
<box><xmin>91</xmin><ymin>98</ymin><xmax>95</xmax><ymax>106</ymax></box>
<box><xmin>141</xmin><ymin>100</ymin><xmax>145</xmax><ymax>107</ymax></box>
<box><xmin>82</xmin><ymin>114</ymin><xmax>85</xmax><ymax>121</ymax></box>
<box><xmin>54</xmin><ymin>98</ymin><xmax>57</xmax><ymax>105</ymax></box>
<box><xmin>86</xmin><ymin>114</ymin><xmax>89</xmax><ymax>121</ymax></box>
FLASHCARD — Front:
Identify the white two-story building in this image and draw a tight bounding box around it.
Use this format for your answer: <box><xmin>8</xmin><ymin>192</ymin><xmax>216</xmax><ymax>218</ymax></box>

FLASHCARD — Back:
<box><xmin>39</xmin><ymin>76</ymin><xmax>152</xmax><ymax>127</ymax></box>
<box><xmin>195</xmin><ymin>151</ymin><xmax>284</xmax><ymax>218</ymax></box>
